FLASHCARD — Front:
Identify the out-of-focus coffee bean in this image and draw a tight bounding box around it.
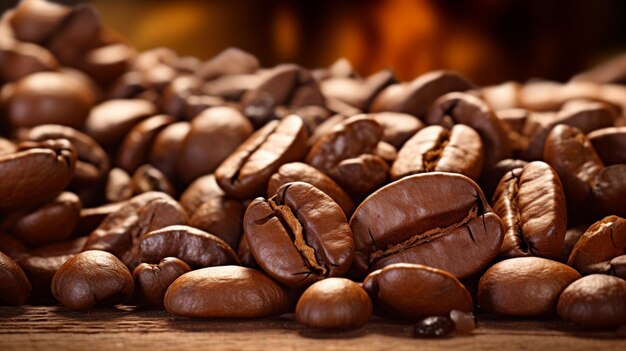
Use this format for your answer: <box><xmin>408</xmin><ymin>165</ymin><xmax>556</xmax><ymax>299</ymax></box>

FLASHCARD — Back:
<box><xmin>117</xmin><ymin>115</ymin><xmax>175</xmax><ymax>173</ymax></box>
<box><xmin>0</xmin><ymin>251</ymin><xmax>31</xmax><ymax>305</ymax></box>
<box><xmin>567</xmin><ymin>215</ymin><xmax>625</xmax><ymax>276</ymax></box>
<box><xmin>85</xmin><ymin>99</ymin><xmax>158</xmax><ymax>148</ymax></box>
<box><xmin>130</xmin><ymin>164</ymin><xmax>176</xmax><ymax>198</ymax></box>
<box><xmin>148</xmin><ymin>121</ymin><xmax>190</xmax><ymax>183</ymax></box>
<box><xmin>588</xmin><ymin>127</ymin><xmax>626</xmax><ymax>166</ymax></box>
<box><xmin>449</xmin><ymin>310</ymin><xmax>476</xmax><ymax>334</ymax></box>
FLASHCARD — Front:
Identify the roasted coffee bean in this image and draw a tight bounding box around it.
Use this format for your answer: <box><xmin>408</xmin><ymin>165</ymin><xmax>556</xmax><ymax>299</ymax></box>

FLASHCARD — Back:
<box><xmin>117</xmin><ymin>114</ymin><xmax>175</xmax><ymax>173</ymax></box>
<box><xmin>79</xmin><ymin>43</ymin><xmax>136</xmax><ymax>87</ymax></box>
<box><xmin>0</xmin><ymin>40</ymin><xmax>58</xmax><ymax>83</ymax></box>
<box><xmin>449</xmin><ymin>310</ymin><xmax>476</xmax><ymax>334</ymax></box>
<box><xmin>369</xmin><ymin>112</ymin><xmax>425</xmax><ymax>149</ymax></box>
<box><xmin>0</xmin><ymin>234</ymin><xmax>27</xmax><ymax>259</ymax></box>
<box><xmin>588</xmin><ymin>127</ymin><xmax>626</xmax><ymax>166</ymax></box>
<box><xmin>0</xmin><ymin>251</ymin><xmax>31</xmax><ymax>305</ymax></box>
<box><xmin>51</xmin><ymin>250</ymin><xmax>133</xmax><ymax>311</ymax></box>
<box><xmin>105</xmin><ymin>168</ymin><xmax>132</xmax><ymax>203</ymax></box>
<box><xmin>17</xmin><ymin>253</ymin><xmax>74</xmax><ymax>301</ymax></box>
<box><xmin>179</xmin><ymin>174</ymin><xmax>226</xmax><ymax>216</ymax></box>
<box><xmin>164</xmin><ymin>265</ymin><xmax>290</xmax><ymax>318</ymax></box>
<box><xmin>244</xmin><ymin>182</ymin><xmax>353</xmax><ymax>287</ymax></box>
<box><xmin>46</xmin><ymin>4</ymin><xmax>101</xmax><ymax>66</ymax></box>
<box><xmin>374</xmin><ymin>141</ymin><xmax>397</xmax><ymax>164</ymax></box>
<box><xmin>215</xmin><ymin>114</ymin><xmax>308</xmax><ymax>199</ymax></box>
<box><xmin>4</xmin><ymin>192</ymin><xmax>82</xmax><ymax>247</ymax></box>
<box><xmin>188</xmin><ymin>196</ymin><xmax>243</xmax><ymax>249</ymax></box>
<box><xmin>296</xmin><ymin>278</ymin><xmax>372</xmax><ymax>329</ymax></box>
<box><xmin>85</xmin><ymin>99</ymin><xmax>158</xmax><ymax>148</ymax></box>
<box><xmin>478</xmin><ymin>257</ymin><xmax>581</xmax><ymax>317</ymax></box>
<box><xmin>237</xmin><ymin>235</ymin><xmax>258</xmax><ymax>268</ymax></box>
<box><xmin>6</xmin><ymin>71</ymin><xmax>96</xmax><ymax>129</ymax></box>
<box><xmin>413</xmin><ymin>316</ymin><xmax>456</xmax><ymax>338</ymax></box>
<box><xmin>480</xmin><ymin>159</ymin><xmax>528</xmax><ymax>201</ymax></box>
<box><xmin>133</xmin><ymin>257</ymin><xmax>191</xmax><ymax>307</ymax></box>
<box><xmin>139</xmin><ymin>225</ymin><xmax>239</xmax><ymax>268</ymax></box>
<box><xmin>370</xmin><ymin>70</ymin><xmax>475</xmax><ymax>118</ymax></box>
<box><xmin>29</xmin><ymin>236</ymin><xmax>87</xmax><ymax>257</ymax></box>
<box><xmin>8</xmin><ymin>0</ymin><xmax>71</xmax><ymax>44</ymax></box>
<box><xmin>362</xmin><ymin>263</ymin><xmax>472</xmax><ymax>320</ymax></box>
<box><xmin>350</xmin><ymin>172</ymin><xmax>503</xmax><ymax>278</ymax></box>
<box><xmin>561</xmin><ymin>223</ymin><xmax>590</xmax><ymax>262</ymax></box>
<box><xmin>73</xmin><ymin>202</ymin><xmax>124</xmax><ymax>237</ymax></box>
<box><xmin>267</xmin><ymin>162</ymin><xmax>355</xmax><ymax>217</ymax></box>
<box><xmin>178</xmin><ymin>106</ymin><xmax>253</xmax><ymax>184</ymax></box>
<box><xmin>320</xmin><ymin>69</ymin><xmax>394</xmax><ymax>111</ymax></box>
<box><xmin>492</xmin><ymin>161</ymin><xmax>567</xmax><ymax>259</ymax></box>
<box><xmin>130</xmin><ymin>164</ymin><xmax>176</xmax><ymax>198</ymax></box>
<box><xmin>611</xmin><ymin>255</ymin><xmax>626</xmax><ymax>278</ymax></box>
<box><xmin>426</xmin><ymin>92</ymin><xmax>512</xmax><ymax>171</ymax></box>
<box><xmin>160</xmin><ymin>75</ymin><xmax>203</xmax><ymax>118</ymax></box>
<box><xmin>0</xmin><ymin>139</ymin><xmax>76</xmax><ymax>211</ymax></box>
<box><xmin>148</xmin><ymin>121</ymin><xmax>190</xmax><ymax>182</ymax></box>
<box><xmin>567</xmin><ymin>216</ymin><xmax>626</xmax><ymax>276</ymax></box>
<box><xmin>391</xmin><ymin>124</ymin><xmax>483</xmax><ymax>181</ymax></box>
<box><xmin>198</xmin><ymin>47</ymin><xmax>259</xmax><ymax>80</ymax></box>
<box><xmin>557</xmin><ymin>274</ymin><xmax>626</xmax><ymax>328</ymax></box>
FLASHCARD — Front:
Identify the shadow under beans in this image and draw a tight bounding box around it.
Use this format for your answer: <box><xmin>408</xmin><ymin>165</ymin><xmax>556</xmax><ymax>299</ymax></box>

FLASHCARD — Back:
<box><xmin>51</xmin><ymin>304</ymin><xmax>141</xmax><ymax>321</ymax></box>
<box><xmin>0</xmin><ymin>306</ymin><xmax>29</xmax><ymax>318</ymax></box>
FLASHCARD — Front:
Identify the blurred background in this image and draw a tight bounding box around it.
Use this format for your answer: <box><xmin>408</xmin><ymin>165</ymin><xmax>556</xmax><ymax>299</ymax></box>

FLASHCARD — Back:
<box><xmin>3</xmin><ymin>0</ymin><xmax>626</xmax><ymax>86</ymax></box>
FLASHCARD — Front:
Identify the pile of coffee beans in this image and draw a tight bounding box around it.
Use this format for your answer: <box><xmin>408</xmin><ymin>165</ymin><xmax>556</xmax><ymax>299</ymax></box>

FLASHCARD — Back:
<box><xmin>1</xmin><ymin>0</ymin><xmax>626</xmax><ymax>337</ymax></box>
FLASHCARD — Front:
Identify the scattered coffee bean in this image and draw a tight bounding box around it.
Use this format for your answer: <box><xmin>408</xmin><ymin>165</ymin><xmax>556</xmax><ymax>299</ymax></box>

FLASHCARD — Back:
<box><xmin>413</xmin><ymin>316</ymin><xmax>455</xmax><ymax>338</ymax></box>
<box><xmin>133</xmin><ymin>257</ymin><xmax>191</xmax><ymax>307</ymax></box>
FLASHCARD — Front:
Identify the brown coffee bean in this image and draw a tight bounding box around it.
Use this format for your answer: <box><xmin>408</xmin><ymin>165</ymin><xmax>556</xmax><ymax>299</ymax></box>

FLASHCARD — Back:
<box><xmin>557</xmin><ymin>274</ymin><xmax>626</xmax><ymax>328</ymax></box>
<box><xmin>117</xmin><ymin>114</ymin><xmax>175</xmax><ymax>173</ymax></box>
<box><xmin>0</xmin><ymin>40</ymin><xmax>58</xmax><ymax>83</ymax></box>
<box><xmin>105</xmin><ymin>168</ymin><xmax>132</xmax><ymax>203</ymax></box>
<box><xmin>5</xmin><ymin>192</ymin><xmax>82</xmax><ymax>247</ymax></box>
<box><xmin>188</xmin><ymin>196</ymin><xmax>243</xmax><ymax>249</ymax></box>
<box><xmin>0</xmin><ymin>251</ymin><xmax>31</xmax><ymax>305</ymax></box>
<box><xmin>198</xmin><ymin>47</ymin><xmax>259</xmax><ymax>80</ymax></box>
<box><xmin>0</xmin><ymin>139</ymin><xmax>76</xmax><ymax>211</ymax></box>
<box><xmin>85</xmin><ymin>99</ymin><xmax>158</xmax><ymax>148</ymax></box>
<box><xmin>478</xmin><ymin>257</ymin><xmax>581</xmax><ymax>317</ymax></box>
<box><xmin>29</xmin><ymin>236</ymin><xmax>87</xmax><ymax>257</ymax></box>
<box><xmin>215</xmin><ymin>114</ymin><xmax>308</xmax><ymax>199</ymax></box>
<box><xmin>73</xmin><ymin>202</ymin><xmax>124</xmax><ymax>237</ymax></box>
<box><xmin>351</xmin><ymin>173</ymin><xmax>503</xmax><ymax>279</ymax></box>
<box><xmin>480</xmin><ymin>159</ymin><xmax>528</xmax><ymax>201</ymax></box>
<box><xmin>492</xmin><ymin>161</ymin><xmax>567</xmax><ymax>259</ymax></box>
<box><xmin>130</xmin><ymin>164</ymin><xmax>176</xmax><ymax>198</ymax></box>
<box><xmin>391</xmin><ymin>124</ymin><xmax>483</xmax><ymax>181</ymax></box>
<box><xmin>588</xmin><ymin>127</ymin><xmax>626</xmax><ymax>166</ymax></box>
<box><xmin>369</xmin><ymin>112</ymin><xmax>425</xmax><ymax>149</ymax></box>
<box><xmin>148</xmin><ymin>121</ymin><xmax>190</xmax><ymax>182</ymax></box>
<box><xmin>267</xmin><ymin>162</ymin><xmax>355</xmax><ymax>217</ymax></box>
<box><xmin>329</xmin><ymin>154</ymin><xmax>389</xmax><ymax>200</ymax></box>
<box><xmin>237</xmin><ymin>234</ymin><xmax>258</xmax><ymax>268</ymax></box>
<box><xmin>51</xmin><ymin>250</ymin><xmax>133</xmax><ymax>311</ymax></box>
<box><xmin>0</xmin><ymin>234</ymin><xmax>27</xmax><ymax>259</ymax></box>
<box><xmin>178</xmin><ymin>106</ymin><xmax>253</xmax><ymax>184</ymax></box>
<box><xmin>362</xmin><ymin>263</ymin><xmax>473</xmax><ymax>320</ymax></box>
<box><xmin>370</xmin><ymin>70</ymin><xmax>475</xmax><ymax>118</ymax></box>
<box><xmin>296</xmin><ymin>278</ymin><xmax>372</xmax><ymax>329</ymax></box>
<box><xmin>561</xmin><ymin>223</ymin><xmax>590</xmax><ymax>262</ymax></box>
<box><xmin>133</xmin><ymin>257</ymin><xmax>191</xmax><ymax>307</ymax></box>
<box><xmin>179</xmin><ymin>174</ymin><xmax>225</xmax><ymax>216</ymax></box>
<box><xmin>374</xmin><ymin>141</ymin><xmax>397</xmax><ymax>164</ymax></box>
<box><xmin>7</xmin><ymin>71</ymin><xmax>96</xmax><ymax>129</ymax></box>
<box><xmin>79</xmin><ymin>43</ymin><xmax>136</xmax><ymax>87</ymax></box>
<box><xmin>592</xmin><ymin>164</ymin><xmax>626</xmax><ymax>217</ymax></box>
<box><xmin>567</xmin><ymin>215</ymin><xmax>626</xmax><ymax>276</ymax></box>
<box><xmin>46</xmin><ymin>4</ymin><xmax>101</xmax><ymax>66</ymax></box>
<box><xmin>413</xmin><ymin>316</ymin><xmax>456</xmax><ymax>338</ymax></box>
<box><xmin>320</xmin><ymin>69</ymin><xmax>394</xmax><ymax>111</ymax></box>
<box><xmin>244</xmin><ymin>182</ymin><xmax>353</xmax><ymax>287</ymax></box>
<box><xmin>610</xmin><ymin>255</ymin><xmax>626</xmax><ymax>279</ymax></box>
<box><xmin>8</xmin><ymin>0</ymin><xmax>71</xmax><ymax>44</ymax></box>
<box><xmin>449</xmin><ymin>310</ymin><xmax>476</xmax><ymax>334</ymax></box>
<box><xmin>139</xmin><ymin>225</ymin><xmax>239</xmax><ymax>268</ymax></box>
<box><xmin>16</xmin><ymin>253</ymin><xmax>74</xmax><ymax>301</ymax></box>
<box><xmin>427</xmin><ymin>92</ymin><xmax>513</xmax><ymax>171</ymax></box>
<box><xmin>164</xmin><ymin>265</ymin><xmax>290</xmax><ymax>318</ymax></box>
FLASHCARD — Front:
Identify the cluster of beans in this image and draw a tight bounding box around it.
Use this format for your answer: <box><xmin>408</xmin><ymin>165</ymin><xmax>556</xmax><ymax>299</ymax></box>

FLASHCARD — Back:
<box><xmin>1</xmin><ymin>0</ymin><xmax>626</xmax><ymax>338</ymax></box>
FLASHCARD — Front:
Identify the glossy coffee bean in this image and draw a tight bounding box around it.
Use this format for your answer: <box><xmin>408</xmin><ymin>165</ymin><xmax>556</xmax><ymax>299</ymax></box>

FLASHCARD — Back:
<box><xmin>0</xmin><ymin>234</ymin><xmax>27</xmax><ymax>260</ymax></box>
<box><xmin>188</xmin><ymin>196</ymin><xmax>243</xmax><ymax>249</ymax></box>
<box><xmin>8</xmin><ymin>0</ymin><xmax>71</xmax><ymax>44</ymax></box>
<box><xmin>130</xmin><ymin>164</ymin><xmax>176</xmax><ymax>198</ymax></box>
<box><xmin>567</xmin><ymin>215</ymin><xmax>626</xmax><ymax>276</ymax></box>
<box><xmin>51</xmin><ymin>250</ymin><xmax>133</xmax><ymax>311</ymax></box>
<box><xmin>178</xmin><ymin>106</ymin><xmax>253</xmax><ymax>184</ymax></box>
<box><xmin>557</xmin><ymin>274</ymin><xmax>626</xmax><ymax>328</ymax></box>
<box><xmin>588</xmin><ymin>127</ymin><xmax>626</xmax><ymax>166</ymax></box>
<box><xmin>350</xmin><ymin>172</ymin><xmax>503</xmax><ymax>279</ymax></box>
<box><xmin>105</xmin><ymin>168</ymin><xmax>132</xmax><ymax>203</ymax></box>
<box><xmin>368</xmin><ymin>112</ymin><xmax>424</xmax><ymax>149</ymax></box>
<box><xmin>0</xmin><ymin>251</ymin><xmax>32</xmax><ymax>305</ymax></box>
<box><xmin>148</xmin><ymin>121</ymin><xmax>190</xmax><ymax>182</ymax></box>
<box><xmin>492</xmin><ymin>161</ymin><xmax>567</xmax><ymax>259</ymax></box>
<box><xmin>117</xmin><ymin>114</ymin><xmax>175</xmax><ymax>173</ymax></box>
<box><xmin>17</xmin><ymin>253</ymin><xmax>74</xmax><ymax>301</ymax></box>
<box><xmin>370</xmin><ymin>70</ymin><xmax>475</xmax><ymax>118</ymax></box>
<box><xmin>164</xmin><ymin>265</ymin><xmax>290</xmax><ymax>318</ymax></box>
<box><xmin>478</xmin><ymin>257</ymin><xmax>581</xmax><ymax>317</ymax></box>
<box><xmin>179</xmin><ymin>174</ymin><xmax>227</xmax><ymax>216</ymax></box>
<box><xmin>244</xmin><ymin>182</ymin><xmax>354</xmax><ymax>287</ymax></box>
<box><xmin>480</xmin><ymin>159</ymin><xmax>528</xmax><ymax>201</ymax></box>
<box><xmin>198</xmin><ymin>47</ymin><xmax>259</xmax><ymax>80</ymax></box>
<box><xmin>391</xmin><ymin>124</ymin><xmax>483</xmax><ymax>181</ymax></box>
<box><xmin>215</xmin><ymin>114</ymin><xmax>308</xmax><ymax>199</ymax></box>
<box><xmin>267</xmin><ymin>162</ymin><xmax>355</xmax><ymax>217</ymax></box>
<box><xmin>0</xmin><ymin>139</ymin><xmax>76</xmax><ymax>211</ymax></box>
<box><xmin>133</xmin><ymin>257</ymin><xmax>191</xmax><ymax>307</ymax></box>
<box><xmin>0</xmin><ymin>40</ymin><xmax>58</xmax><ymax>83</ymax></box>
<box><xmin>85</xmin><ymin>99</ymin><xmax>158</xmax><ymax>148</ymax></box>
<box><xmin>139</xmin><ymin>225</ymin><xmax>239</xmax><ymax>268</ymax></box>
<box><xmin>362</xmin><ymin>263</ymin><xmax>472</xmax><ymax>321</ymax></box>
<box><xmin>296</xmin><ymin>278</ymin><xmax>372</xmax><ymax>329</ymax></box>
<box><xmin>413</xmin><ymin>316</ymin><xmax>455</xmax><ymax>338</ymax></box>
<box><xmin>320</xmin><ymin>69</ymin><xmax>394</xmax><ymax>111</ymax></box>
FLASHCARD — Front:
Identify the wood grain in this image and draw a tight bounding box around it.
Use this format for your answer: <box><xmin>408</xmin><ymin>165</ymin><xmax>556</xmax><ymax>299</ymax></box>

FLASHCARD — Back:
<box><xmin>1</xmin><ymin>306</ymin><xmax>624</xmax><ymax>351</ymax></box>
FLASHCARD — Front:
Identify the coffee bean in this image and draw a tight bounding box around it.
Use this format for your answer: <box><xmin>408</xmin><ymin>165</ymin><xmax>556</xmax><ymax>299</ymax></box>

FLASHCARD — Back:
<box><xmin>16</xmin><ymin>253</ymin><xmax>74</xmax><ymax>301</ymax></box>
<box><xmin>215</xmin><ymin>114</ymin><xmax>309</xmax><ymax>199</ymax></box>
<box><xmin>588</xmin><ymin>127</ymin><xmax>626</xmax><ymax>166</ymax></box>
<box><xmin>0</xmin><ymin>251</ymin><xmax>32</xmax><ymax>305</ymax></box>
<box><xmin>85</xmin><ymin>99</ymin><xmax>158</xmax><ymax>148</ymax></box>
<box><xmin>350</xmin><ymin>172</ymin><xmax>503</xmax><ymax>279</ymax></box>
<box><xmin>244</xmin><ymin>182</ymin><xmax>353</xmax><ymax>287</ymax></box>
<box><xmin>296</xmin><ymin>278</ymin><xmax>372</xmax><ymax>329</ymax></box>
<box><xmin>478</xmin><ymin>257</ymin><xmax>580</xmax><ymax>316</ymax></box>
<box><xmin>567</xmin><ymin>215</ymin><xmax>626</xmax><ymax>276</ymax></box>
<box><xmin>391</xmin><ymin>124</ymin><xmax>484</xmax><ymax>181</ymax></box>
<box><xmin>139</xmin><ymin>225</ymin><xmax>239</xmax><ymax>268</ymax></box>
<box><xmin>148</xmin><ymin>121</ymin><xmax>190</xmax><ymax>182</ymax></box>
<box><xmin>188</xmin><ymin>195</ymin><xmax>243</xmax><ymax>249</ymax></box>
<box><xmin>8</xmin><ymin>0</ymin><xmax>71</xmax><ymax>44</ymax></box>
<box><xmin>117</xmin><ymin>114</ymin><xmax>175</xmax><ymax>173</ymax></box>
<box><xmin>198</xmin><ymin>47</ymin><xmax>259</xmax><ymax>81</ymax></box>
<box><xmin>0</xmin><ymin>139</ymin><xmax>76</xmax><ymax>211</ymax></box>
<box><xmin>105</xmin><ymin>168</ymin><xmax>132</xmax><ymax>203</ymax></box>
<box><xmin>133</xmin><ymin>257</ymin><xmax>190</xmax><ymax>307</ymax></box>
<box><xmin>561</xmin><ymin>223</ymin><xmax>590</xmax><ymax>262</ymax></box>
<box><xmin>0</xmin><ymin>234</ymin><xmax>27</xmax><ymax>259</ymax></box>
<box><xmin>413</xmin><ymin>316</ymin><xmax>455</xmax><ymax>338</ymax></box>
<box><xmin>0</xmin><ymin>40</ymin><xmax>58</xmax><ymax>83</ymax></box>
<box><xmin>362</xmin><ymin>263</ymin><xmax>473</xmax><ymax>320</ymax></box>
<box><xmin>320</xmin><ymin>69</ymin><xmax>394</xmax><ymax>111</ymax></box>
<box><xmin>368</xmin><ymin>112</ymin><xmax>424</xmax><ymax>149</ymax></box>
<box><xmin>164</xmin><ymin>265</ymin><xmax>290</xmax><ymax>318</ymax></box>
<box><xmin>130</xmin><ymin>164</ymin><xmax>176</xmax><ymax>198</ymax></box>
<box><xmin>179</xmin><ymin>174</ymin><xmax>225</xmax><ymax>216</ymax></box>
<box><xmin>51</xmin><ymin>250</ymin><xmax>133</xmax><ymax>310</ymax></box>
<box><xmin>449</xmin><ymin>310</ymin><xmax>476</xmax><ymax>334</ymax></box>
<box><xmin>557</xmin><ymin>274</ymin><xmax>626</xmax><ymax>328</ymax></box>
<box><xmin>480</xmin><ymin>159</ymin><xmax>528</xmax><ymax>201</ymax></box>
<box><xmin>492</xmin><ymin>161</ymin><xmax>567</xmax><ymax>259</ymax></box>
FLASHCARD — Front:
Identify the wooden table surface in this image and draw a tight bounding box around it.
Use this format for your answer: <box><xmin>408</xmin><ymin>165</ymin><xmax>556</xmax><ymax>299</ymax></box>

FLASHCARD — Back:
<box><xmin>1</xmin><ymin>306</ymin><xmax>624</xmax><ymax>351</ymax></box>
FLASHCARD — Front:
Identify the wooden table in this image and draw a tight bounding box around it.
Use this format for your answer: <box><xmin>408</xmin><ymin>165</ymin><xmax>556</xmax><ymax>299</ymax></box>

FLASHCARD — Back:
<box><xmin>1</xmin><ymin>306</ymin><xmax>624</xmax><ymax>351</ymax></box>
